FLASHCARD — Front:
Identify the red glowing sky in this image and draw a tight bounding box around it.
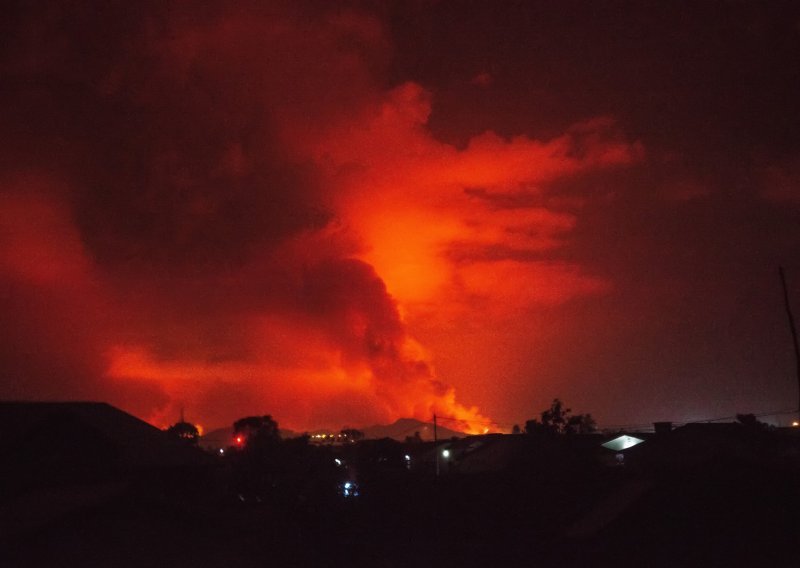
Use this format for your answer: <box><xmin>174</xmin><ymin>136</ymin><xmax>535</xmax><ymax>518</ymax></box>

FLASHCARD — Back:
<box><xmin>2</xmin><ymin>2</ymin><xmax>800</xmax><ymax>432</ymax></box>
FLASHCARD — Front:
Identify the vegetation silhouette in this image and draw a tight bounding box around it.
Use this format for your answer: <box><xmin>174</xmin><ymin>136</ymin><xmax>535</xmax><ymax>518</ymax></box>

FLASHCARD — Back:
<box><xmin>233</xmin><ymin>414</ymin><xmax>280</xmax><ymax>446</ymax></box>
<box><xmin>525</xmin><ymin>398</ymin><xmax>597</xmax><ymax>436</ymax></box>
<box><xmin>229</xmin><ymin>414</ymin><xmax>340</xmax><ymax>505</ymax></box>
<box><xmin>735</xmin><ymin>413</ymin><xmax>769</xmax><ymax>430</ymax></box>
<box><xmin>165</xmin><ymin>420</ymin><xmax>200</xmax><ymax>444</ymax></box>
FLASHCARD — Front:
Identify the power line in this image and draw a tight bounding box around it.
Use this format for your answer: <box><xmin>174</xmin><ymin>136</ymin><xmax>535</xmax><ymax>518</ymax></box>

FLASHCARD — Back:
<box><xmin>436</xmin><ymin>404</ymin><xmax>800</xmax><ymax>435</ymax></box>
<box><xmin>600</xmin><ymin>406</ymin><xmax>799</xmax><ymax>431</ymax></box>
<box><xmin>684</xmin><ymin>407</ymin><xmax>798</xmax><ymax>424</ymax></box>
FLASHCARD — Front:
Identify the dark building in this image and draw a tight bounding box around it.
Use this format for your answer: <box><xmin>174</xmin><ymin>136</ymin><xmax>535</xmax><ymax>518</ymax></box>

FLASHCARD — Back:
<box><xmin>0</xmin><ymin>401</ymin><xmax>215</xmax><ymax>538</ymax></box>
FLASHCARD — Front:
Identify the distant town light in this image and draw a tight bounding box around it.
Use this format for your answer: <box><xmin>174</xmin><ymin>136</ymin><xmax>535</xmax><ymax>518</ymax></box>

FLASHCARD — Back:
<box><xmin>218</xmin><ymin>448</ymin><xmax>224</xmax><ymax>455</ymax></box>
<box><xmin>792</xmin><ymin>421</ymin><xmax>799</xmax><ymax>427</ymax></box>
<box><xmin>334</xmin><ymin>458</ymin><xmax>343</xmax><ymax>466</ymax></box>
<box><xmin>235</xmin><ymin>435</ymin><xmax>244</xmax><ymax>445</ymax></box>
<box><xmin>404</xmin><ymin>454</ymin><xmax>411</xmax><ymax>461</ymax></box>
<box><xmin>442</xmin><ymin>449</ymin><xmax>450</xmax><ymax>458</ymax></box>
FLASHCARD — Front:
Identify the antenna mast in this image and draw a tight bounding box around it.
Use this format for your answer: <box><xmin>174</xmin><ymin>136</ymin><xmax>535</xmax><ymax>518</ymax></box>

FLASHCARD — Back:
<box><xmin>779</xmin><ymin>266</ymin><xmax>800</xmax><ymax>421</ymax></box>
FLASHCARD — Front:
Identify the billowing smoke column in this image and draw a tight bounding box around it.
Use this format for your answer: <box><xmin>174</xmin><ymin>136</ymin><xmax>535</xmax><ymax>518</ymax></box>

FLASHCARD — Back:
<box><xmin>0</xmin><ymin>3</ymin><xmax>639</xmax><ymax>432</ymax></box>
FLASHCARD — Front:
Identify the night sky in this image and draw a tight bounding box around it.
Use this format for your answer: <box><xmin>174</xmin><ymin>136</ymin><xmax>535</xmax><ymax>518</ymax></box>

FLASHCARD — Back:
<box><xmin>2</xmin><ymin>1</ymin><xmax>799</xmax><ymax>432</ymax></box>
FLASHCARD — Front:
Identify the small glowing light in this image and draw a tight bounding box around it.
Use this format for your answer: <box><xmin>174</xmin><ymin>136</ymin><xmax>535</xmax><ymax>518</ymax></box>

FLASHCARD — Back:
<box><xmin>601</xmin><ymin>435</ymin><xmax>644</xmax><ymax>452</ymax></box>
<box><xmin>793</xmin><ymin>421</ymin><xmax>799</xmax><ymax>427</ymax></box>
<box><xmin>442</xmin><ymin>449</ymin><xmax>450</xmax><ymax>458</ymax></box>
<box><xmin>218</xmin><ymin>448</ymin><xmax>224</xmax><ymax>455</ymax></box>
<box><xmin>334</xmin><ymin>458</ymin><xmax>342</xmax><ymax>466</ymax></box>
<box><xmin>483</xmin><ymin>427</ymin><xmax>489</xmax><ymax>434</ymax></box>
<box><xmin>404</xmin><ymin>454</ymin><xmax>411</xmax><ymax>461</ymax></box>
<box><xmin>340</xmin><ymin>481</ymin><xmax>360</xmax><ymax>498</ymax></box>
<box><xmin>235</xmin><ymin>435</ymin><xmax>244</xmax><ymax>445</ymax></box>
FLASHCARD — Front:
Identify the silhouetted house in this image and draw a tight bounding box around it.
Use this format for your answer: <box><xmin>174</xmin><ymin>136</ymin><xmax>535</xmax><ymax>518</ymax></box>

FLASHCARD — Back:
<box><xmin>774</xmin><ymin>425</ymin><xmax>800</xmax><ymax>464</ymax></box>
<box><xmin>450</xmin><ymin>434</ymin><xmax>524</xmax><ymax>473</ymax></box>
<box><xmin>409</xmin><ymin>434</ymin><xmax>520</xmax><ymax>474</ymax></box>
<box><xmin>653</xmin><ymin>421</ymin><xmax>673</xmax><ymax>434</ymax></box>
<box><xmin>624</xmin><ymin>422</ymin><xmax>796</xmax><ymax>471</ymax></box>
<box><xmin>564</xmin><ymin>425</ymin><xmax>800</xmax><ymax>566</ymax></box>
<box><xmin>0</xmin><ymin>402</ymin><xmax>212</xmax><ymax>475</ymax></box>
<box><xmin>0</xmin><ymin>402</ymin><xmax>214</xmax><ymax>537</ymax></box>
<box><xmin>421</xmin><ymin>433</ymin><xmax>612</xmax><ymax>474</ymax></box>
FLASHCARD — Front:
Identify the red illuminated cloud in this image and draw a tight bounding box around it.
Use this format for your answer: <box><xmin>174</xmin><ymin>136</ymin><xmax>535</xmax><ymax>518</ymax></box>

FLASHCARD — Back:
<box><xmin>0</xmin><ymin>181</ymin><xmax>90</xmax><ymax>285</ymax></box>
<box><xmin>0</xmin><ymin>175</ymin><xmax>167</xmax><ymax>412</ymax></box>
<box><xmin>295</xmin><ymin>83</ymin><xmax>640</xmax><ymax>310</ymax></box>
<box><xmin>0</xmin><ymin>3</ymin><xmax>642</xmax><ymax>433</ymax></box>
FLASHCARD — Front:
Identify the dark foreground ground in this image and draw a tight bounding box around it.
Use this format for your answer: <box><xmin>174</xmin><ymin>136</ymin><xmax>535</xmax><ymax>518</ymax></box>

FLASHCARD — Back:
<box><xmin>4</xmin><ymin>457</ymin><xmax>799</xmax><ymax>568</ymax></box>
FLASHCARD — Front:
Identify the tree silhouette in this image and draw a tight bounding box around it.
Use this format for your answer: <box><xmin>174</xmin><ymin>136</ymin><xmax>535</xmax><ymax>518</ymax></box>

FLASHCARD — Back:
<box><xmin>230</xmin><ymin>415</ymin><xmax>282</xmax><ymax>502</ymax></box>
<box><xmin>228</xmin><ymin>415</ymin><xmax>342</xmax><ymax>504</ymax></box>
<box><xmin>525</xmin><ymin>399</ymin><xmax>596</xmax><ymax>435</ymax></box>
<box><xmin>233</xmin><ymin>414</ymin><xmax>280</xmax><ymax>448</ymax></box>
<box><xmin>736</xmin><ymin>413</ymin><xmax>768</xmax><ymax>430</ymax></box>
<box><xmin>166</xmin><ymin>421</ymin><xmax>200</xmax><ymax>444</ymax></box>
<box><xmin>566</xmin><ymin>413</ymin><xmax>597</xmax><ymax>434</ymax></box>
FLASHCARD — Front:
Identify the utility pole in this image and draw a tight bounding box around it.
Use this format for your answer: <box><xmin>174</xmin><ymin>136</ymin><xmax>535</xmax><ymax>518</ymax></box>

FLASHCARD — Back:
<box><xmin>779</xmin><ymin>266</ymin><xmax>800</xmax><ymax>421</ymax></box>
<box><xmin>433</xmin><ymin>413</ymin><xmax>439</xmax><ymax>478</ymax></box>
